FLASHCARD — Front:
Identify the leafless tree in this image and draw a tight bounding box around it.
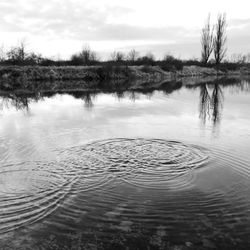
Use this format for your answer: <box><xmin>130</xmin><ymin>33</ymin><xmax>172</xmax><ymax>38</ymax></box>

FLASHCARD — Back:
<box><xmin>230</xmin><ymin>53</ymin><xmax>249</xmax><ymax>64</ymax></box>
<box><xmin>201</xmin><ymin>14</ymin><xmax>214</xmax><ymax>64</ymax></box>
<box><xmin>71</xmin><ymin>45</ymin><xmax>98</xmax><ymax>65</ymax></box>
<box><xmin>79</xmin><ymin>45</ymin><xmax>97</xmax><ymax>64</ymax></box>
<box><xmin>110</xmin><ymin>51</ymin><xmax>125</xmax><ymax>62</ymax></box>
<box><xmin>127</xmin><ymin>49</ymin><xmax>139</xmax><ymax>62</ymax></box>
<box><xmin>213</xmin><ymin>14</ymin><xmax>227</xmax><ymax>65</ymax></box>
<box><xmin>7</xmin><ymin>41</ymin><xmax>27</xmax><ymax>62</ymax></box>
<box><xmin>233</xmin><ymin>53</ymin><xmax>250</xmax><ymax>64</ymax></box>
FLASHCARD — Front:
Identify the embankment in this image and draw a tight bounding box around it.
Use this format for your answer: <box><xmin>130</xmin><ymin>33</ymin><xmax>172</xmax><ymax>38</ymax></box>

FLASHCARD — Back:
<box><xmin>0</xmin><ymin>65</ymin><xmax>249</xmax><ymax>91</ymax></box>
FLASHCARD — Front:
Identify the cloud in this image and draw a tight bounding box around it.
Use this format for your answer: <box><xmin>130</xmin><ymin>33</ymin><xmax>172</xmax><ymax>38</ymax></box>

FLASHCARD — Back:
<box><xmin>229</xmin><ymin>18</ymin><xmax>250</xmax><ymax>27</ymax></box>
<box><xmin>0</xmin><ymin>0</ymin><xmax>197</xmax><ymax>42</ymax></box>
<box><xmin>0</xmin><ymin>0</ymin><xmax>133</xmax><ymax>36</ymax></box>
<box><xmin>0</xmin><ymin>0</ymin><xmax>249</xmax><ymax>58</ymax></box>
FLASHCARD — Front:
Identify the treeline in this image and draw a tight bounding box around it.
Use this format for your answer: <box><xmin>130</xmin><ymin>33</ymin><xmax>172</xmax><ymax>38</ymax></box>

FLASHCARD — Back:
<box><xmin>0</xmin><ymin>44</ymin><xmax>203</xmax><ymax>70</ymax></box>
<box><xmin>0</xmin><ymin>42</ymin><xmax>249</xmax><ymax>72</ymax></box>
<box><xmin>0</xmin><ymin>13</ymin><xmax>250</xmax><ymax>71</ymax></box>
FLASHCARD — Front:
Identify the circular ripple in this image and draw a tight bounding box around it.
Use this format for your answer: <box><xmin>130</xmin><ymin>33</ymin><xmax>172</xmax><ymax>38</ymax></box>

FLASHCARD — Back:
<box><xmin>0</xmin><ymin>138</ymin><xmax>209</xmax><ymax>235</ymax></box>
<box><xmin>60</xmin><ymin>138</ymin><xmax>209</xmax><ymax>191</ymax></box>
<box><xmin>0</xmin><ymin>161</ymin><xmax>78</xmax><ymax>234</ymax></box>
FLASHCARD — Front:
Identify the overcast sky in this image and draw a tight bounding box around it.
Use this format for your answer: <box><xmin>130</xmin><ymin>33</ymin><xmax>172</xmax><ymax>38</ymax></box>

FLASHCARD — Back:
<box><xmin>0</xmin><ymin>0</ymin><xmax>250</xmax><ymax>60</ymax></box>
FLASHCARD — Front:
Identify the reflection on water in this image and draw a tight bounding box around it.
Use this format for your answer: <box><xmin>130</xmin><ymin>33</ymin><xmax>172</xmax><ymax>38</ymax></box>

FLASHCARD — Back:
<box><xmin>199</xmin><ymin>83</ymin><xmax>224</xmax><ymax>126</ymax></box>
<box><xmin>0</xmin><ymin>77</ymin><xmax>250</xmax><ymax>249</ymax></box>
<box><xmin>211</xmin><ymin>83</ymin><xmax>224</xmax><ymax>125</ymax></box>
<box><xmin>0</xmin><ymin>77</ymin><xmax>248</xmax><ymax>129</ymax></box>
<box><xmin>199</xmin><ymin>84</ymin><xmax>211</xmax><ymax>124</ymax></box>
<box><xmin>70</xmin><ymin>91</ymin><xmax>96</xmax><ymax>109</ymax></box>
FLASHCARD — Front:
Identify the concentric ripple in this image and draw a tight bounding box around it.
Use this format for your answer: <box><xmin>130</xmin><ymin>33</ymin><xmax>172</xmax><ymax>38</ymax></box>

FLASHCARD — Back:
<box><xmin>59</xmin><ymin>138</ymin><xmax>210</xmax><ymax>191</ymax></box>
<box><xmin>0</xmin><ymin>161</ymin><xmax>78</xmax><ymax>234</ymax></box>
<box><xmin>0</xmin><ymin>138</ymin><xmax>209</xmax><ymax>235</ymax></box>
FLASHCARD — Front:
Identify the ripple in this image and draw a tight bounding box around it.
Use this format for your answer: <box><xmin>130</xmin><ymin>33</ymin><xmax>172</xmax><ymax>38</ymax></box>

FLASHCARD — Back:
<box><xmin>4</xmin><ymin>138</ymin><xmax>250</xmax><ymax>238</ymax></box>
<box><xmin>0</xmin><ymin>139</ymin><xmax>209</xmax><ymax>234</ymax></box>
<box><xmin>59</xmin><ymin>138</ymin><xmax>209</xmax><ymax>191</ymax></box>
<box><xmin>0</xmin><ymin>161</ymin><xmax>78</xmax><ymax>234</ymax></box>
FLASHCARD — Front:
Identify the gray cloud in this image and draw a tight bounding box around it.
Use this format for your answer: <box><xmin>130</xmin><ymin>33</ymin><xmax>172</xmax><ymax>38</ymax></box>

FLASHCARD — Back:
<box><xmin>0</xmin><ymin>0</ymin><xmax>131</xmax><ymax>36</ymax></box>
<box><xmin>0</xmin><ymin>0</ymin><xmax>249</xmax><ymax>58</ymax></box>
<box><xmin>0</xmin><ymin>0</ymin><xmax>197</xmax><ymax>42</ymax></box>
<box><xmin>86</xmin><ymin>24</ymin><xmax>197</xmax><ymax>41</ymax></box>
<box><xmin>229</xmin><ymin>18</ymin><xmax>250</xmax><ymax>26</ymax></box>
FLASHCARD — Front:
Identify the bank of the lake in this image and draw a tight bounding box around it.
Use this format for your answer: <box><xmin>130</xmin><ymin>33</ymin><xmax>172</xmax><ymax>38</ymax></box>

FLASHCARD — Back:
<box><xmin>0</xmin><ymin>65</ymin><xmax>249</xmax><ymax>91</ymax></box>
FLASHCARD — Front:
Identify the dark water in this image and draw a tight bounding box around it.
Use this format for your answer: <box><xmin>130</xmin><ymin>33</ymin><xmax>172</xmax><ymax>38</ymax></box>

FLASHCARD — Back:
<box><xmin>0</xmin><ymin>78</ymin><xmax>250</xmax><ymax>249</ymax></box>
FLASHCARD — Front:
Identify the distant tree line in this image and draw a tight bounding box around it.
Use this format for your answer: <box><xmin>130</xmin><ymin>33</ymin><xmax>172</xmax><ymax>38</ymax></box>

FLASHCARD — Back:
<box><xmin>0</xmin><ymin>42</ymin><xmax>200</xmax><ymax>70</ymax></box>
<box><xmin>0</xmin><ymin>14</ymin><xmax>250</xmax><ymax>72</ymax></box>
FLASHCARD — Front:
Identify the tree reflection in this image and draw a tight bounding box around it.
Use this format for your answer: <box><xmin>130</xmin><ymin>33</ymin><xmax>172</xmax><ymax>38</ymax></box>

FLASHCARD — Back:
<box><xmin>82</xmin><ymin>92</ymin><xmax>95</xmax><ymax>109</ymax></box>
<box><xmin>0</xmin><ymin>93</ymin><xmax>32</xmax><ymax>111</ymax></box>
<box><xmin>211</xmin><ymin>83</ymin><xmax>223</xmax><ymax>125</ymax></box>
<box><xmin>199</xmin><ymin>84</ymin><xmax>211</xmax><ymax>124</ymax></box>
<box><xmin>128</xmin><ymin>91</ymin><xmax>138</xmax><ymax>102</ymax></box>
<box><xmin>70</xmin><ymin>91</ymin><xmax>96</xmax><ymax>110</ymax></box>
<box><xmin>199</xmin><ymin>82</ymin><xmax>224</xmax><ymax>127</ymax></box>
<box><xmin>114</xmin><ymin>90</ymin><xmax>125</xmax><ymax>101</ymax></box>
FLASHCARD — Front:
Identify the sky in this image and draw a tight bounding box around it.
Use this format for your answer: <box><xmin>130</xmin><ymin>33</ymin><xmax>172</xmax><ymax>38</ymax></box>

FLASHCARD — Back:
<box><xmin>0</xmin><ymin>0</ymin><xmax>250</xmax><ymax>60</ymax></box>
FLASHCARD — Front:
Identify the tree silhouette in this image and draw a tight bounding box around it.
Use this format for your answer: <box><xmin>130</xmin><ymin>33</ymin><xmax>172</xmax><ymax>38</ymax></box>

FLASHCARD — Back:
<box><xmin>213</xmin><ymin>14</ymin><xmax>227</xmax><ymax>65</ymax></box>
<box><xmin>201</xmin><ymin>14</ymin><xmax>214</xmax><ymax>64</ymax></box>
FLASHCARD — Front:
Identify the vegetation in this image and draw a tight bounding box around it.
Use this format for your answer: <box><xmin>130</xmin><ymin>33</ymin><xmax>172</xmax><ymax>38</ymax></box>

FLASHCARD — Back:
<box><xmin>201</xmin><ymin>15</ymin><xmax>214</xmax><ymax>64</ymax></box>
<box><xmin>70</xmin><ymin>45</ymin><xmax>98</xmax><ymax>66</ymax></box>
<box><xmin>213</xmin><ymin>14</ymin><xmax>227</xmax><ymax>65</ymax></box>
<box><xmin>0</xmin><ymin>13</ymin><xmax>249</xmax><ymax>74</ymax></box>
<box><xmin>200</xmin><ymin>13</ymin><xmax>227</xmax><ymax>66</ymax></box>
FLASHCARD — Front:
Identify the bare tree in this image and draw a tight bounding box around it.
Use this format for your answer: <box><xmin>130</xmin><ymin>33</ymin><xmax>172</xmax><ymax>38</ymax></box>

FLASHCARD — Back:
<box><xmin>110</xmin><ymin>51</ymin><xmax>125</xmax><ymax>62</ymax></box>
<box><xmin>230</xmin><ymin>53</ymin><xmax>250</xmax><ymax>64</ymax></box>
<box><xmin>201</xmin><ymin>14</ymin><xmax>214</xmax><ymax>64</ymax></box>
<box><xmin>127</xmin><ymin>49</ymin><xmax>139</xmax><ymax>62</ymax></box>
<box><xmin>79</xmin><ymin>45</ymin><xmax>97</xmax><ymax>64</ymax></box>
<box><xmin>213</xmin><ymin>14</ymin><xmax>227</xmax><ymax>65</ymax></box>
<box><xmin>6</xmin><ymin>41</ymin><xmax>28</xmax><ymax>64</ymax></box>
<box><xmin>71</xmin><ymin>45</ymin><xmax>98</xmax><ymax>65</ymax></box>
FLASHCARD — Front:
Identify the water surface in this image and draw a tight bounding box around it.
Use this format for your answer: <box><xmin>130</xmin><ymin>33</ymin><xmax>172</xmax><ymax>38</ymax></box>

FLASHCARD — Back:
<box><xmin>0</xmin><ymin>78</ymin><xmax>250</xmax><ymax>249</ymax></box>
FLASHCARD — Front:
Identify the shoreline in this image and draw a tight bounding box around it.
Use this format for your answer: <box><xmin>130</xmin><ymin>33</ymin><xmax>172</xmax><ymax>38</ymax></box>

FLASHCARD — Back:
<box><xmin>0</xmin><ymin>65</ymin><xmax>249</xmax><ymax>92</ymax></box>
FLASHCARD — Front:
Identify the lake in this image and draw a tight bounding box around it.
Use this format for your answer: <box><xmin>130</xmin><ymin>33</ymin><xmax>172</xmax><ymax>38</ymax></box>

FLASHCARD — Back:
<box><xmin>0</xmin><ymin>77</ymin><xmax>250</xmax><ymax>249</ymax></box>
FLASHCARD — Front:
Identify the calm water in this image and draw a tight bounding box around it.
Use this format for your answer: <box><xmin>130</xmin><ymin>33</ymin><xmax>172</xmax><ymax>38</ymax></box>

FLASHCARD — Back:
<box><xmin>0</xmin><ymin>78</ymin><xmax>250</xmax><ymax>249</ymax></box>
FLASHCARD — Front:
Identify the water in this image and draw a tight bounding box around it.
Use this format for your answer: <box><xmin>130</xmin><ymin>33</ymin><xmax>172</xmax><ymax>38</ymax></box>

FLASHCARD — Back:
<box><xmin>0</xmin><ymin>78</ymin><xmax>250</xmax><ymax>249</ymax></box>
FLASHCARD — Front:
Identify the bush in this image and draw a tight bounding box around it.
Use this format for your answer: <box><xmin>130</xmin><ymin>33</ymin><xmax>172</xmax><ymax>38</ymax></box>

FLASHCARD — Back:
<box><xmin>216</xmin><ymin>62</ymin><xmax>239</xmax><ymax>72</ymax></box>
<box><xmin>160</xmin><ymin>55</ymin><xmax>183</xmax><ymax>71</ymax></box>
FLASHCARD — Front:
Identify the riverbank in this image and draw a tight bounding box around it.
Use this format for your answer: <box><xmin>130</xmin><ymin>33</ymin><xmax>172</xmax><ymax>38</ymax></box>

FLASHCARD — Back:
<box><xmin>0</xmin><ymin>65</ymin><xmax>249</xmax><ymax>91</ymax></box>
<box><xmin>1</xmin><ymin>76</ymin><xmax>247</xmax><ymax>112</ymax></box>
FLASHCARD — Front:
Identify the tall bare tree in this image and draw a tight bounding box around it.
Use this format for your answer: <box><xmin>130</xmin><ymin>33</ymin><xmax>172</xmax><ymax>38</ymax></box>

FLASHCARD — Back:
<box><xmin>201</xmin><ymin>15</ymin><xmax>214</xmax><ymax>64</ymax></box>
<box><xmin>213</xmin><ymin>14</ymin><xmax>227</xmax><ymax>65</ymax></box>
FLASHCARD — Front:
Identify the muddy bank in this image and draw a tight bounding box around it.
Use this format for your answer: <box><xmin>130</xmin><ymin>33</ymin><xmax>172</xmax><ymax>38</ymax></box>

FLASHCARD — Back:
<box><xmin>0</xmin><ymin>65</ymin><xmax>168</xmax><ymax>81</ymax></box>
<box><xmin>0</xmin><ymin>65</ymin><xmax>249</xmax><ymax>91</ymax></box>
